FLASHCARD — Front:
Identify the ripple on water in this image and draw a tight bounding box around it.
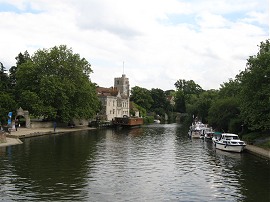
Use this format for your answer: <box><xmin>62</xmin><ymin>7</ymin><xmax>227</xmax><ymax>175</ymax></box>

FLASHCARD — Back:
<box><xmin>0</xmin><ymin>124</ymin><xmax>269</xmax><ymax>201</ymax></box>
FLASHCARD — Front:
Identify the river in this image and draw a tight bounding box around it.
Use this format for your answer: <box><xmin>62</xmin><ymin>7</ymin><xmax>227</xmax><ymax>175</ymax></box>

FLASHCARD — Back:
<box><xmin>0</xmin><ymin>124</ymin><xmax>269</xmax><ymax>201</ymax></box>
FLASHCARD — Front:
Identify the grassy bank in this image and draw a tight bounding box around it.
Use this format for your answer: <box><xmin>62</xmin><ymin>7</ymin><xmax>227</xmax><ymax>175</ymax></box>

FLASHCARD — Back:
<box><xmin>242</xmin><ymin>132</ymin><xmax>270</xmax><ymax>149</ymax></box>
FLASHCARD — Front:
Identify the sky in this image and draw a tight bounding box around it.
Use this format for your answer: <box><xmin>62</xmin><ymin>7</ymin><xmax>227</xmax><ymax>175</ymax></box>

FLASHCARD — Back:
<box><xmin>0</xmin><ymin>0</ymin><xmax>269</xmax><ymax>91</ymax></box>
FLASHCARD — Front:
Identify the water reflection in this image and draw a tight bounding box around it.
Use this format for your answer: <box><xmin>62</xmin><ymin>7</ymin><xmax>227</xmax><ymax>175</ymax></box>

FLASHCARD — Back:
<box><xmin>0</xmin><ymin>124</ymin><xmax>269</xmax><ymax>201</ymax></box>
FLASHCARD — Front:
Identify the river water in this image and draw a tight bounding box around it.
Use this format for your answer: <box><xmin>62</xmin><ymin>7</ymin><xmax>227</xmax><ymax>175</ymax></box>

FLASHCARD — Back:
<box><xmin>0</xmin><ymin>124</ymin><xmax>269</xmax><ymax>201</ymax></box>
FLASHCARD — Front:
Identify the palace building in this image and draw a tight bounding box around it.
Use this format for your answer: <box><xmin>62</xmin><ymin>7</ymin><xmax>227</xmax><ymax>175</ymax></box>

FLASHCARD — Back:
<box><xmin>96</xmin><ymin>74</ymin><xmax>130</xmax><ymax>121</ymax></box>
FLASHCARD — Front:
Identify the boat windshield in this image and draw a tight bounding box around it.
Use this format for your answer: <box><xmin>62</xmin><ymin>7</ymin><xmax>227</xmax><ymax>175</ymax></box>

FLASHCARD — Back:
<box><xmin>224</xmin><ymin>135</ymin><xmax>239</xmax><ymax>140</ymax></box>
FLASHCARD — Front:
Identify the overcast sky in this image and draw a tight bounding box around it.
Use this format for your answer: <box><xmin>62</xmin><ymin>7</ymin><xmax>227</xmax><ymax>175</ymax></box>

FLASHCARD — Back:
<box><xmin>0</xmin><ymin>0</ymin><xmax>268</xmax><ymax>90</ymax></box>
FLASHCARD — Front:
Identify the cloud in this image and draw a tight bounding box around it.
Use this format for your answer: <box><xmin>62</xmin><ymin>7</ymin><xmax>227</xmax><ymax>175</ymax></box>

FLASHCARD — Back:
<box><xmin>0</xmin><ymin>0</ymin><xmax>268</xmax><ymax>91</ymax></box>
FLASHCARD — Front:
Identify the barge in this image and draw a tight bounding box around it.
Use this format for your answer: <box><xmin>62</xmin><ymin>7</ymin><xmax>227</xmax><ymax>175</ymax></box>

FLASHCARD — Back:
<box><xmin>113</xmin><ymin>117</ymin><xmax>143</xmax><ymax>127</ymax></box>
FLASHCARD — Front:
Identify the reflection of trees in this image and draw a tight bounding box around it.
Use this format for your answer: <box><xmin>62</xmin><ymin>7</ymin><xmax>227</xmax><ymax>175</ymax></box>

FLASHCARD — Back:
<box><xmin>202</xmin><ymin>145</ymin><xmax>270</xmax><ymax>201</ymax></box>
<box><xmin>235</xmin><ymin>156</ymin><xmax>270</xmax><ymax>201</ymax></box>
<box><xmin>8</xmin><ymin>130</ymin><xmax>102</xmax><ymax>201</ymax></box>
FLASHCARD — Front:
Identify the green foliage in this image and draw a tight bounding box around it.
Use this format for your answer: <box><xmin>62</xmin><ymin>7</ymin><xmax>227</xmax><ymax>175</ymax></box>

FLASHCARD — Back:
<box><xmin>150</xmin><ymin>88</ymin><xmax>171</xmax><ymax>115</ymax></box>
<box><xmin>15</xmin><ymin>45</ymin><xmax>100</xmax><ymax>122</ymax></box>
<box><xmin>228</xmin><ymin>117</ymin><xmax>243</xmax><ymax>134</ymax></box>
<box><xmin>130</xmin><ymin>86</ymin><xmax>153</xmax><ymax>111</ymax></box>
<box><xmin>143</xmin><ymin>116</ymin><xmax>154</xmax><ymax>124</ymax></box>
<box><xmin>239</xmin><ymin>40</ymin><xmax>270</xmax><ymax>131</ymax></box>
<box><xmin>174</xmin><ymin>79</ymin><xmax>204</xmax><ymax>115</ymax></box>
<box><xmin>174</xmin><ymin>79</ymin><xmax>203</xmax><ymax>95</ymax></box>
<box><xmin>19</xmin><ymin>90</ymin><xmax>43</xmax><ymax>116</ymax></box>
<box><xmin>130</xmin><ymin>102</ymin><xmax>146</xmax><ymax>117</ymax></box>
<box><xmin>0</xmin><ymin>40</ymin><xmax>268</xmax><ymax>136</ymax></box>
<box><xmin>174</xmin><ymin>90</ymin><xmax>186</xmax><ymax>113</ymax></box>
<box><xmin>9</xmin><ymin>51</ymin><xmax>31</xmax><ymax>91</ymax></box>
<box><xmin>0</xmin><ymin>62</ymin><xmax>10</xmax><ymax>91</ymax></box>
<box><xmin>192</xmin><ymin>90</ymin><xmax>218</xmax><ymax>123</ymax></box>
<box><xmin>0</xmin><ymin>92</ymin><xmax>17</xmax><ymax>125</ymax></box>
<box><xmin>131</xmin><ymin>86</ymin><xmax>173</xmax><ymax>120</ymax></box>
<box><xmin>219</xmin><ymin>78</ymin><xmax>241</xmax><ymax>98</ymax></box>
<box><xmin>208</xmin><ymin>97</ymin><xmax>240</xmax><ymax>132</ymax></box>
<box><xmin>242</xmin><ymin>132</ymin><xmax>270</xmax><ymax>148</ymax></box>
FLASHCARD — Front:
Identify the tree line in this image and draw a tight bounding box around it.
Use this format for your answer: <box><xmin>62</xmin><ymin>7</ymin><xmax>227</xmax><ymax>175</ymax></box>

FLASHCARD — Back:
<box><xmin>0</xmin><ymin>45</ymin><xmax>101</xmax><ymax>125</ymax></box>
<box><xmin>130</xmin><ymin>40</ymin><xmax>270</xmax><ymax>134</ymax></box>
<box><xmin>1</xmin><ymin>40</ymin><xmax>269</xmax><ymax>136</ymax></box>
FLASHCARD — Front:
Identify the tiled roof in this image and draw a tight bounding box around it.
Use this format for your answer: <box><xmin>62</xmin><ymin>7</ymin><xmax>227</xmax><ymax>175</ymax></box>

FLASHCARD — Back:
<box><xmin>96</xmin><ymin>87</ymin><xmax>119</xmax><ymax>96</ymax></box>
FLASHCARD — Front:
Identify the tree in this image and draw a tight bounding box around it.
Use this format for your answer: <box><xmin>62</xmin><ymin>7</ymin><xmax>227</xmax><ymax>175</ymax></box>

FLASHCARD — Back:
<box><xmin>174</xmin><ymin>90</ymin><xmax>186</xmax><ymax>113</ymax></box>
<box><xmin>219</xmin><ymin>78</ymin><xmax>241</xmax><ymax>99</ymax></box>
<box><xmin>174</xmin><ymin>79</ymin><xmax>203</xmax><ymax>95</ymax></box>
<box><xmin>191</xmin><ymin>90</ymin><xmax>218</xmax><ymax>123</ymax></box>
<box><xmin>239</xmin><ymin>40</ymin><xmax>270</xmax><ymax>131</ymax></box>
<box><xmin>16</xmin><ymin>45</ymin><xmax>100</xmax><ymax>122</ymax></box>
<box><xmin>130</xmin><ymin>102</ymin><xmax>146</xmax><ymax>117</ymax></box>
<box><xmin>174</xmin><ymin>79</ymin><xmax>204</xmax><ymax>115</ymax></box>
<box><xmin>130</xmin><ymin>86</ymin><xmax>153</xmax><ymax>111</ymax></box>
<box><xmin>0</xmin><ymin>92</ymin><xmax>16</xmax><ymax>125</ymax></box>
<box><xmin>0</xmin><ymin>62</ymin><xmax>9</xmax><ymax>91</ymax></box>
<box><xmin>208</xmin><ymin>97</ymin><xmax>240</xmax><ymax>133</ymax></box>
<box><xmin>150</xmin><ymin>88</ymin><xmax>171</xmax><ymax>116</ymax></box>
<box><xmin>9</xmin><ymin>51</ymin><xmax>31</xmax><ymax>90</ymax></box>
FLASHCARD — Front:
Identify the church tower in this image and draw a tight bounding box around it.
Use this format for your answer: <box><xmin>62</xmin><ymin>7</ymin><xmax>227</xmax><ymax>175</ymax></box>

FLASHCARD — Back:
<box><xmin>114</xmin><ymin>74</ymin><xmax>130</xmax><ymax>97</ymax></box>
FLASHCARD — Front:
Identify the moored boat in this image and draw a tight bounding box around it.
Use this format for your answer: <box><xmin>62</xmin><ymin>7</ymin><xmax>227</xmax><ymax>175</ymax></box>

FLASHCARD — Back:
<box><xmin>153</xmin><ymin>119</ymin><xmax>160</xmax><ymax>124</ymax></box>
<box><xmin>113</xmin><ymin>116</ymin><xmax>143</xmax><ymax>127</ymax></box>
<box><xmin>188</xmin><ymin>121</ymin><xmax>207</xmax><ymax>138</ymax></box>
<box><xmin>213</xmin><ymin>133</ymin><xmax>246</xmax><ymax>153</ymax></box>
<box><xmin>204</xmin><ymin>131</ymin><xmax>214</xmax><ymax>141</ymax></box>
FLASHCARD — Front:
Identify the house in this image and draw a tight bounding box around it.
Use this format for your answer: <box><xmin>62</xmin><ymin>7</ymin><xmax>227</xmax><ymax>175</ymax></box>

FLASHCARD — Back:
<box><xmin>96</xmin><ymin>74</ymin><xmax>130</xmax><ymax>121</ymax></box>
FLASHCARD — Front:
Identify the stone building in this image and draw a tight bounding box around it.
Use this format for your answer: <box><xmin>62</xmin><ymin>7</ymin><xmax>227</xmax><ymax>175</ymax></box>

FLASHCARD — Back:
<box><xmin>96</xmin><ymin>74</ymin><xmax>130</xmax><ymax>121</ymax></box>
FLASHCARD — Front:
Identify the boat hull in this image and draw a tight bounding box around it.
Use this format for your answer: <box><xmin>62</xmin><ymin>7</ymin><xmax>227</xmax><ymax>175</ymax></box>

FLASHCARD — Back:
<box><xmin>191</xmin><ymin>131</ymin><xmax>201</xmax><ymax>138</ymax></box>
<box><xmin>113</xmin><ymin>117</ymin><xmax>143</xmax><ymax>127</ymax></box>
<box><xmin>215</xmin><ymin>142</ymin><xmax>245</xmax><ymax>153</ymax></box>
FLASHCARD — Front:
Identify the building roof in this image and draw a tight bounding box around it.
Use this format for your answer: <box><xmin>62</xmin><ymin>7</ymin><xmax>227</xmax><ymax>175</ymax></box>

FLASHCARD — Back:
<box><xmin>96</xmin><ymin>87</ymin><xmax>119</xmax><ymax>97</ymax></box>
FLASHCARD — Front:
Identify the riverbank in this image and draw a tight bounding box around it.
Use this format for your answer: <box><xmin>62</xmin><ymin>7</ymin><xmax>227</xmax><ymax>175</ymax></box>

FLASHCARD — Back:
<box><xmin>245</xmin><ymin>145</ymin><xmax>270</xmax><ymax>159</ymax></box>
<box><xmin>0</xmin><ymin>126</ymin><xmax>269</xmax><ymax>159</ymax></box>
<box><xmin>0</xmin><ymin>126</ymin><xmax>95</xmax><ymax>148</ymax></box>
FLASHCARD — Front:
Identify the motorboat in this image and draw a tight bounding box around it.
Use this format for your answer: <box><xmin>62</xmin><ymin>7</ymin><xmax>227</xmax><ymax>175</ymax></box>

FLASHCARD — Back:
<box><xmin>204</xmin><ymin>131</ymin><xmax>215</xmax><ymax>141</ymax></box>
<box><xmin>213</xmin><ymin>133</ymin><xmax>246</xmax><ymax>153</ymax></box>
<box><xmin>212</xmin><ymin>132</ymin><xmax>222</xmax><ymax>143</ymax></box>
<box><xmin>188</xmin><ymin>121</ymin><xmax>207</xmax><ymax>138</ymax></box>
<box><xmin>153</xmin><ymin>119</ymin><xmax>161</xmax><ymax>124</ymax></box>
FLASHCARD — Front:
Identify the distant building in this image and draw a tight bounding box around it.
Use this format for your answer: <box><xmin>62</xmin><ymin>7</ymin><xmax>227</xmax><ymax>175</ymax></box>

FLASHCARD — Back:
<box><xmin>167</xmin><ymin>95</ymin><xmax>175</xmax><ymax>106</ymax></box>
<box><xmin>96</xmin><ymin>74</ymin><xmax>130</xmax><ymax>121</ymax></box>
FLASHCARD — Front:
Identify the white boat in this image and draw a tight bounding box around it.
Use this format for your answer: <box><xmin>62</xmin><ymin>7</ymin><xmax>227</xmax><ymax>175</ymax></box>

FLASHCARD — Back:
<box><xmin>204</xmin><ymin>131</ymin><xmax>214</xmax><ymax>141</ymax></box>
<box><xmin>153</xmin><ymin>119</ymin><xmax>160</xmax><ymax>124</ymax></box>
<box><xmin>213</xmin><ymin>133</ymin><xmax>246</xmax><ymax>153</ymax></box>
<box><xmin>188</xmin><ymin>121</ymin><xmax>207</xmax><ymax>138</ymax></box>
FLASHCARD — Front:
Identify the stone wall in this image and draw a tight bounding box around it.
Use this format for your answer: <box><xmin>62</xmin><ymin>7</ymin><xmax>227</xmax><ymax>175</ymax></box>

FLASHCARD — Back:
<box><xmin>30</xmin><ymin>121</ymin><xmax>53</xmax><ymax>128</ymax></box>
<box><xmin>0</xmin><ymin>132</ymin><xmax>7</xmax><ymax>143</ymax></box>
<box><xmin>30</xmin><ymin>119</ymin><xmax>89</xmax><ymax>128</ymax></box>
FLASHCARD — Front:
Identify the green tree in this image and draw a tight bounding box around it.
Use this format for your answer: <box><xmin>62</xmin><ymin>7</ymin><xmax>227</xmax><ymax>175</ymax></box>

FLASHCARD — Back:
<box><xmin>239</xmin><ymin>40</ymin><xmax>270</xmax><ymax>131</ymax></box>
<box><xmin>150</xmin><ymin>88</ymin><xmax>170</xmax><ymax>116</ymax></box>
<box><xmin>130</xmin><ymin>86</ymin><xmax>153</xmax><ymax>111</ymax></box>
<box><xmin>219</xmin><ymin>78</ymin><xmax>241</xmax><ymax>98</ymax></box>
<box><xmin>16</xmin><ymin>45</ymin><xmax>100</xmax><ymax>122</ymax></box>
<box><xmin>208</xmin><ymin>97</ymin><xmax>240</xmax><ymax>133</ymax></box>
<box><xmin>191</xmin><ymin>90</ymin><xmax>218</xmax><ymax>123</ymax></box>
<box><xmin>174</xmin><ymin>79</ymin><xmax>203</xmax><ymax>95</ymax></box>
<box><xmin>0</xmin><ymin>62</ymin><xmax>9</xmax><ymax>91</ymax></box>
<box><xmin>0</xmin><ymin>92</ymin><xmax>16</xmax><ymax>125</ymax></box>
<box><xmin>174</xmin><ymin>90</ymin><xmax>186</xmax><ymax>113</ymax></box>
<box><xmin>130</xmin><ymin>102</ymin><xmax>146</xmax><ymax>117</ymax></box>
<box><xmin>9</xmin><ymin>51</ymin><xmax>31</xmax><ymax>90</ymax></box>
<box><xmin>174</xmin><ymin>79</ymin><xmax>204</xmax><ymax>115</ymax></box>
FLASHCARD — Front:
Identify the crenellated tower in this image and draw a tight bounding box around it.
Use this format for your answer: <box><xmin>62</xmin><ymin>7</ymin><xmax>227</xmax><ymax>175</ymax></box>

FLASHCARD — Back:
<box><xmin>114</xmin><ymin>74</ymin><xmax>130</xmax><ymax>97</ymax></box>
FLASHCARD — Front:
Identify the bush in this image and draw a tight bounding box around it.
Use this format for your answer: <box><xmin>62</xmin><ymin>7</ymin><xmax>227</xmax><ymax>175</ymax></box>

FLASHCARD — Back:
<box><xmin>143</xmin><ymin>116</ymin><xmax>154</xmax><ymax>124</ymax></box>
